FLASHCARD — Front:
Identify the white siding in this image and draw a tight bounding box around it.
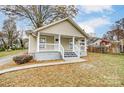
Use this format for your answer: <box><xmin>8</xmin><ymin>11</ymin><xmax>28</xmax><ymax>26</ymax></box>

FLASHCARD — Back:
<box><xmin>34</xmin><ymin>52</ymin><xmax>62</xmax><ymax>61</ymax></box>
<box><xmin>28</xmin><ymin>35</ymin><xmax>37</xmax><ymax>53</ymax></box>
<box><xmin>39</xmin><ymin>21</ymin><xmax>84</xmax><ymax>37</ymax></box>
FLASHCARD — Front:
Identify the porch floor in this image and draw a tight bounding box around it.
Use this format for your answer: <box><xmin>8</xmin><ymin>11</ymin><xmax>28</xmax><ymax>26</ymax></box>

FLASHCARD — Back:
<box><xmin>0</xmin><ymin>58</ymin><xmax>87</xmax><ymax>75</ymax></box>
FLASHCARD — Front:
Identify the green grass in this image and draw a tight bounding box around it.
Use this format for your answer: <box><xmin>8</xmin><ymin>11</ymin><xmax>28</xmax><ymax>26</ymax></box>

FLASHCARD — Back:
<box><xmin>0</xmin><ymin>49</ymin><xmax>27</xmax><ymax>58</ymax></box>
<box><xmin>0</xmin><ymin>53</ymin><xmax>124</xmax><ymax>86</ymax></box>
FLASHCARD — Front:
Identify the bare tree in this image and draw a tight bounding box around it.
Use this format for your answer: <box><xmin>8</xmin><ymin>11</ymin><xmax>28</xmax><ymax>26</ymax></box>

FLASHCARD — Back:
<box><xmin>0</xmin><ymin>5</ymin><xmax>78</xmax><ymax>29</ymax></box>
<box><xmin>2</xmin><ymin>17</ymin><xmax>19</xmax><ymax>50</ymax></box>
<box><xmin>103</xmin><ymin>31</ymin><xmax>114</xmax><ymax>40</ymax></box>
<box><xmin>115</xmin><ymin>18</ymin><xmax>124</xmax><ymax>30</ymax></box>
<box><xmin>0</xmin><ymin>32</ymin><xmax>7</xmax><ymax>50</ymax></box>
<box><xmin>18</xmin><ymin>30</ymin><xmax>28</xmax><ymax>49</ymax></box>
<box><xmin>103</xmin><ymin>23</ymin><xmax>124</xmax><ymax>41</ymax></box>
<box><xmin>103</xmin><ymin>29</ymin><xmax>124</xmax><ymax>41</ymax></box>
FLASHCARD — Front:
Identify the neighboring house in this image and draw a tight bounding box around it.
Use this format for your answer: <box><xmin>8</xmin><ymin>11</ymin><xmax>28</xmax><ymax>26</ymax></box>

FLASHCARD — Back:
<box><xmin>88</xmin><ymin>37</ymin><xmax>124</xmax><ymax>53</ymax></box>
<box><xmin>88</xmin><ymin>38</ymin><xmax>111</xmax><ymax>53</ymax></box>
<box><xmin>88</xmin><ymin>38</ymin><xmax>111</xmax><ymax>47</ymax></box>
<box><xmin>28</xmin><ymin>17</ymin><xmax>88</xmax><ymax>60</ymax></box>
<box><xmin>88</xmin><ymin>37</ymin><xmax>102</xmax><ymax>47</ymax></box>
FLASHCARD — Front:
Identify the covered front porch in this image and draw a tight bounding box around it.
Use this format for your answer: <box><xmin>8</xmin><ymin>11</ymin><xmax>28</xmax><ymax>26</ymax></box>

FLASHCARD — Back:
<box><xmin>34</xmin><ymin>32</ymin><xmax>87</xmax><ymax>60</ymax></box>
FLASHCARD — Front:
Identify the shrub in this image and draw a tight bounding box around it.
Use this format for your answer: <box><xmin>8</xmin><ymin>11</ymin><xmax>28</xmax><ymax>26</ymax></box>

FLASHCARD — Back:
<box><xmin>13</xmin><ymin>55</ymin><xmax>33</xmax><ymax>65</ymax></box>
<box><xmin>0</xmin><ymin>47</ymin><xmax>5</xmax><ymax>52</ymax></box>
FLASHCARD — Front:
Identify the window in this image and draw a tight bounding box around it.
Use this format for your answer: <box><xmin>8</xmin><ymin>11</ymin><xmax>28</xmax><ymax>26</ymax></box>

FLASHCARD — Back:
<box><xmin>40</xmin><ymin>37</ymin><xmax>46</xmax><ymax>48</ymax></box>
<box><xmin>80</xmin><ymin>39</ymin><xmax>85</xmax><ymax>50</ymax></box>
<box><xmin>80</xmin><ymin>39</ymin><xmax>85</xmax><ymax>46</ymax></box>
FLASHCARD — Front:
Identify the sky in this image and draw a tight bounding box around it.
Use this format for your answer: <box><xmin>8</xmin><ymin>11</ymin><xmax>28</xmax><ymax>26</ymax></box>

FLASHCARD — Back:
<box><xmin>0</xmin><ymin>5</ymin><xmax>124</xmax><ymax>38</ymax></box>
<box><xmin>75</xmin><ymin>5</ymin><xmax>124</xmax><ymax>37</ymax></box>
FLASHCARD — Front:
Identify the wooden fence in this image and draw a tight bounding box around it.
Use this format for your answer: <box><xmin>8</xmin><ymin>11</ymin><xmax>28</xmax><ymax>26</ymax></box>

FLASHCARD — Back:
<box><xmin>88</xmin><ymin>46</ymin><xmax>109</xmax><ymax>53</ymax></box>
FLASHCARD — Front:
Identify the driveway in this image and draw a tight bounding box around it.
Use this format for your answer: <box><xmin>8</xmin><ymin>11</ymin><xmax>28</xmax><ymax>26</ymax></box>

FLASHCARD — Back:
<box><xmin>0</xmin><ymin>52</ymin><xmax>25</xmax><ymax>66</ymax></box>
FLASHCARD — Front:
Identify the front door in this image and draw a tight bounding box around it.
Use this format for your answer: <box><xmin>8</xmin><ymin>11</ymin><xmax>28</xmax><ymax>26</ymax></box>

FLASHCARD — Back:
<box><xmin>54</xmin><ymin>36</ymin><xmax>59</xmax><ymax>44</ymax></box>
<box><xmin>54</xmin><ymin>36</ymin><xmax>60</xmax><ymax>49</ymax></box>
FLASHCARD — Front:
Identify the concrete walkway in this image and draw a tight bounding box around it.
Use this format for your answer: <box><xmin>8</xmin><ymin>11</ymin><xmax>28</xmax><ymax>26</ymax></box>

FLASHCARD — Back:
<box><xmin>0</xmin><ymin>52</ymin><xmax>25</xmax><ymax>66</ymax></box>
<box><xmin>0</xmin><ymin>58</ymin><xmax>86</xmax><ymax>75</ymax></box>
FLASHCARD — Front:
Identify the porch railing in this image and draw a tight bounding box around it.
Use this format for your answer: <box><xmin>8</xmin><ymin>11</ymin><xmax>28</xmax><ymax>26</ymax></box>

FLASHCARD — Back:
<box><xmin>74</xmin><ymin>45</ymin><xmax>80</xmax><ymax>58</ymax></box>
<box><xmin>39</xmin><ymin>43</ymin><xmax>65</xmax><ymax>59</ymax></box>
<box><xmin>39</xmin><ymin>43</ymin><xmax>80</xmax><ymax>59</ymax></box>
<box><xmin>39</xmin><ymin>43</ymin><xmax>59</xmax><ymax>51</ymax></box>
<box><xmin>60</xmin><ymin>44</ymin><xmax>64</xmax><ymax>59</ymax></box>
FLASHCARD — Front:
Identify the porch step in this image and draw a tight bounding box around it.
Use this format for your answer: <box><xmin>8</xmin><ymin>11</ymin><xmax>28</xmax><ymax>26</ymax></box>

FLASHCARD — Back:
<box><xmin>64</xmin><ymin>52</ymin><xmax>78</xmax><ymax>58</ymax></box>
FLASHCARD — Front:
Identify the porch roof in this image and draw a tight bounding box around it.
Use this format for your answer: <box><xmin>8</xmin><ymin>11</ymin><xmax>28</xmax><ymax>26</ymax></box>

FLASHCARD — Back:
<box><xmin>32</xmin><ymin>17</ymin><xmax>89</xmax><ymax>38</ymax></box>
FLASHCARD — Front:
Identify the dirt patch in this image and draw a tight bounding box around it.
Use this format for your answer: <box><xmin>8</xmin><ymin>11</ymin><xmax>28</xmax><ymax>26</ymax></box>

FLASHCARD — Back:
<box><xmin>80</xmin><ymin>63</ymin><xmax>95</xmax><ymax>70</ymax></box>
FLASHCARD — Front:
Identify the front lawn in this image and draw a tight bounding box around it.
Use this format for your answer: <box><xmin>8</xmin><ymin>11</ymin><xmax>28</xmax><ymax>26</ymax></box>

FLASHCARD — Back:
<box><xmin>0</xmin><ymin>53</ymin><xmax>124</xmax><ymax>87</ymax></box>
<box><xmin>0</xmin><ymin>49</ymin><xmax>27</xmax><ymax>58</ymax></box>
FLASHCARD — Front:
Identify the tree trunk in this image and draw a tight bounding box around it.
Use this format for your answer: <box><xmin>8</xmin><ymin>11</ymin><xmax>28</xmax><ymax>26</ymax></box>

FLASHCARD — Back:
<box><xmin>19</xmin><ymin>38</ymin><xmax>24</xmax><ymax>49</ymax></box>
<box><xmin>1</xmin><ymin>38</ymin><xmax>8</xmax><ymax>51</ymax></box>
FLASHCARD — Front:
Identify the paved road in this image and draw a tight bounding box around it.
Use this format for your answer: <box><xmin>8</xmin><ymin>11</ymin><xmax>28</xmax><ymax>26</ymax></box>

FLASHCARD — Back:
<box><xmin>0</xmin><ymin>52</ymin><xmax>25</xmax><ymax>66</ymax></box>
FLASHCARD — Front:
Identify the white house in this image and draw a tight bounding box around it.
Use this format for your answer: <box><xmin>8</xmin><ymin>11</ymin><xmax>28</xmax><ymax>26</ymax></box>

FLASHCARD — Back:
<box><xmin>28</xmin><ymin>17</ymin><xmax>88</xmax><ymax>60</ymax></box>
<box><xmin>88</xmin><ymin>38</ymin><xmax>102</xmax><ymax>47</ymax></box>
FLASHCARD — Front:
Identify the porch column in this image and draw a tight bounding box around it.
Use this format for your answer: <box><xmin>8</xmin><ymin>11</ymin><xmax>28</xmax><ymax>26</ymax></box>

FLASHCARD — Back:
<box><xmin>72</xmin><ymin>36</ymin><xmax>75</xmax><ymax>52</ymax></box>
<box><xmin>84</xmin><ymin>38</ymin><xmax>87</xmax><ymax>56</ymax></box>
<box><xmin>58</xmin><ymin>34</ymin><xmax>61</xmax><ymax>50</ymax></box>
<box><xmin>37</xmin><ymin>32</ymin><xmax>40</xmax><ymax>52</ymax></box>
